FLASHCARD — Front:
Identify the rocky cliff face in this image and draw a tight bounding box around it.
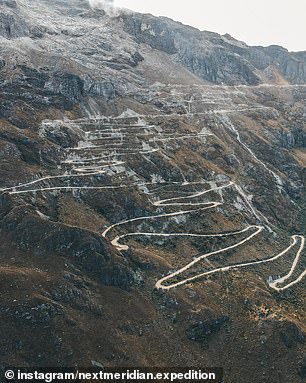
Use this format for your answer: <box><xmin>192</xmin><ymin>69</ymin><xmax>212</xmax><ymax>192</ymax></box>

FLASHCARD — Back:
<box><xmin>121</xmin><ymin>12</ymin><xmax>306</xmax><ymax>85</ymax></box>
<box><xmin>0</xmin><ymin>1</ymin><xmax>305</xmax><ymax>381</ymax></box>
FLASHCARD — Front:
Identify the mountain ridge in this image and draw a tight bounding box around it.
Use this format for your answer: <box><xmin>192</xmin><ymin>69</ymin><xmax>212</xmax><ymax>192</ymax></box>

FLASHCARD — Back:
<box><xmin>0</xmin><ymin>0</ymin><xmax>306</xmax><ymax>88</ymax></box>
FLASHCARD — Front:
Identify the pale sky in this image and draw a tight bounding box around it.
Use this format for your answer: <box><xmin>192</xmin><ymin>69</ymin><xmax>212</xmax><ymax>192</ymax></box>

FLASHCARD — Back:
<box><xmin>115</xmin><ymin>0</ymin><xmax>306</xmax><ymax>52</ymax></box>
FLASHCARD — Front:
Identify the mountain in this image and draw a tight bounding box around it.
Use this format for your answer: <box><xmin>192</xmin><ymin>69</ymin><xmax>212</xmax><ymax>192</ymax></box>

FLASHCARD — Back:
<box><xmin>0</xmin><ymin>1</ymin><xmax>305</xmax><ymax>382</ymax></box>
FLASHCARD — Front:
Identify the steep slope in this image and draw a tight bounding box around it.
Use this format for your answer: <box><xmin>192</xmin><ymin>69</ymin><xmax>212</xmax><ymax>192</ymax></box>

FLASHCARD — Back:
<box><xmin>0</xmin><ymin>1</ymin><xmax>305</xmax><ymax>382</ymax></box>
<box><xmin>122</xmin><ymin>12</ymin><xmax>306</xmax><ymax>85</ymax></box>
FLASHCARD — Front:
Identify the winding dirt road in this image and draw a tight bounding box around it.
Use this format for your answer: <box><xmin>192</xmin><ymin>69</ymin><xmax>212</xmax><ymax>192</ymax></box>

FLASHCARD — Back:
<box><xmin>1</xmin><ymin>111</ymin><xmax>305</xmax><ymax>293</ymax></box>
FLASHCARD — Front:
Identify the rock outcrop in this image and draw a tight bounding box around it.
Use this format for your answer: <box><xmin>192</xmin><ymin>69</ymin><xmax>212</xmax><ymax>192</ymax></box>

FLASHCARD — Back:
<box><xmin>121</xmin><ymin>13</ymin><xmax>306</xmax><ymax>85</ymax></box>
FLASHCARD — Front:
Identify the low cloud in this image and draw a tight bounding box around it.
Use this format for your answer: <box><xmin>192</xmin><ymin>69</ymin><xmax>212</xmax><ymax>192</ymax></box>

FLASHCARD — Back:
<box><xmin>87</xmin><ymin>0</ymin><xmax>131</xmax><ymax>17</ymax></box>
<box><xmin>88</xmin><ymin>0</ymin><xmax>114</xmax><ymax>10</ymax></box>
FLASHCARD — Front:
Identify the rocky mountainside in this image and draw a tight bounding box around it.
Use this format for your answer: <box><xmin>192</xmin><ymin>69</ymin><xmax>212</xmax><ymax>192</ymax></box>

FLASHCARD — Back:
<box><xmin>0</xmin><ymin>1</ymin><xmax>305</xmax><ymax>382</ymax></box>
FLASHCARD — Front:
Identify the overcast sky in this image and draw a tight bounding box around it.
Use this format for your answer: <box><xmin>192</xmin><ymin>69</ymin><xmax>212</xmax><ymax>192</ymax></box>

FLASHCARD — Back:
<box><xmin>115</xmin><ymin>0</ymin><xmax>306</xmax><ymax>52</ymax></box>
